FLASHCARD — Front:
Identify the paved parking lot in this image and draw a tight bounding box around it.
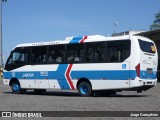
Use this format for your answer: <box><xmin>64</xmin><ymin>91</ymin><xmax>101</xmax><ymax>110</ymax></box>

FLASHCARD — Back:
<box><xmin>0</xmin><ymin>80</ymin><xmax>160</xmax><ymax>120</ymax></box>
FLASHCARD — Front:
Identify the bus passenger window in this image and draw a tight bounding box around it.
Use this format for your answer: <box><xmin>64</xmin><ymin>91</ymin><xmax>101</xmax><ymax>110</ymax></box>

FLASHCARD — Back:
<box><xmin>56</xmin><ymin>49</ymin><xmax>65</xmax><ymax>63</ymax></box>
<box><xmin>56</xmin><ymin>57</ymin><xmax>63</xmax><ymax>63</ymax></box>
<box><xmin>94</xmin><ymin>43</ymin><xmax>105</xmax><ymax>62</ymax></box>
<box><xmin>85</xmin><ymin>42</ymin><xmax>105</xmax><ymax>63</ymax></box>
<box><xmin>31</xmin><ymin>46</ymin><xmax>47</xmax><ymax>64</ymax></box>
<box><xmin>48</xmin><ymin>50</ymin><xmax>56</xmax><ymax>63</ymax></box>
<box><xmin>85</xmin><ymin>44</ymin><xmax>94</xmax><ymax>63</ymax></box>
<box><xmin>106</xmin><ymin>40</ymin><xmax>131</xmax><ymax>62</ymax></box>
<box><xmin>66</xmin><ymin>44</ymin><xmax>84</xmax><ymax>63</ymax></box>
<box><xmin>48</xmin><ymin>45</ymin><xmax>65</xmax><ymax>64</ymax></box>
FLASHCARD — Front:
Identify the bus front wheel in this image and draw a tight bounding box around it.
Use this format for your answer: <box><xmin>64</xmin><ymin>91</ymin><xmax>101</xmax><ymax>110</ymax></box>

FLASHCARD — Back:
<box><xmin>11</xmin><ymin>82</ymin><xmax>21</xmax><ymax>94</ymax></box>
<box><xmin>78</xmin><ymin>82</ymin><xmax>92</xmax><ymax>97</ymax></box>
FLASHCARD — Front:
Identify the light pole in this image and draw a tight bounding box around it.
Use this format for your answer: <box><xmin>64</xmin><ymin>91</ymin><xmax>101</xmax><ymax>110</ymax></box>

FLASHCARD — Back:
<box><xmin>0</xmin><ymin>0</ymin><xmax>7</xmax><ymax>68</ymax></box>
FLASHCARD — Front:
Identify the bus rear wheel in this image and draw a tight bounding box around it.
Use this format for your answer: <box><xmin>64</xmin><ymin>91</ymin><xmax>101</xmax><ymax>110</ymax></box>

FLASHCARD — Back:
<box><xmin>78</xmin><ymin>82</ymin><xmax>92</xmax><ymax>97</ymax></box>
<box><xmin>11</xmin><ymin>82</ymin><xmax>21</xmax><ymax>94</ymax></box>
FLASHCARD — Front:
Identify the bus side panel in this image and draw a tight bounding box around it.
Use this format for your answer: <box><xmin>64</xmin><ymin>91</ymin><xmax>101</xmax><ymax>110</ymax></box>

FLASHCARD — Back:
<box><xmin>4</xmin><ymin>62</ymin><xmax>131</xmax><ymax>91</ymax></box>
<box><xmin>71</xmin><ymin>62</ymin><xmax>130</xmax><ymax>90</ymax></box>
<box><xmin>21</xmin><ymin>79</ymin><xmax>61</xmax><ymax>89</ymax></box>
<box><xmin>3</xmin><ymin>65</ymin><xmax>58</xmax><ymax>89</ymax></box>
<box><xmin>20</xmin><ymin>79</ymin><xmax>39</xmax><ymax>89</ymax></box>
<box><xmin>91</xmin><ymin>80</ymin><xmax>129</xmax><ymax>90</ymax></box>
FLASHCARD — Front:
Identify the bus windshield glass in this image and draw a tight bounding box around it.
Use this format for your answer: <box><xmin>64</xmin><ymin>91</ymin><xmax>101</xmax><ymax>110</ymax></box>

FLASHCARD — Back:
<box><xmin>138</xmin><ymin>39</ymin><xmax>156</xmax><ymax>54</ymax></box>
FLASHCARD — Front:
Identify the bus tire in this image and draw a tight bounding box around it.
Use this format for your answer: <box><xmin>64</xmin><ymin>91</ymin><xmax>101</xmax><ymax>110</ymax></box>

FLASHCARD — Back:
<box><xmin>78</xmin><ymin>82</ymin><xmax>92</xmax><ymax>97</ymax></box>
<box><xmin>11</xmin><ymin>82</ymin><xmax>21</xmax><ymax>94</ymax></box>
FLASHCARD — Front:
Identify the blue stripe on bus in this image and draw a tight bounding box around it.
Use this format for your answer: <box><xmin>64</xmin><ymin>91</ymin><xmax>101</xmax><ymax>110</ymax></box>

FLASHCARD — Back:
<box><xmin>56</xmin><ymin>64</ymin><xmax>70</xmax><ymax>89</ymax></box>
<box><xmin>3</xmin><ymin>70</ymin><xmax>156</xmax><ymax>83</ymax></box>
<box><xmin>3</xmin><ymin>70</ymin><xmax>136</xmax><ymax>80</ymax></box>
<box><xmin>71</xmin><ymin>70</ymin><xmax>156</xmax><ymax>80</ymax></box>
<box><xmin>71</xmin><ymin>70</ymin><xmax>130</xmax><ymax>80</ymax></box>
<box><xmin>3</xmin><ymin>64</ymin><xmax>71</xmax><ymax>89</ymax></box>
<box><xmin>69</xmin><ymin>36</ymin><xmax>83</xmax><ymax>43</ymax></box>
<box><xmin>140</xmin><ymin>71</ymin><xmax>157</xmax><ymax>79</ymax></box>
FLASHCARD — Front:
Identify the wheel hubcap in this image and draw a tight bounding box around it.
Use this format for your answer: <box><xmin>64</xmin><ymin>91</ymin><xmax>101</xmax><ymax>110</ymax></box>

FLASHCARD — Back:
<box><xmin>80</xmin><ymin>85</ymin><xmax>88</xmax><ymax>95</ymax></box>
<box><xmin>13</xmin><ymin>84</ymin><xmax>19</xmax><ymax>92</ymax></box>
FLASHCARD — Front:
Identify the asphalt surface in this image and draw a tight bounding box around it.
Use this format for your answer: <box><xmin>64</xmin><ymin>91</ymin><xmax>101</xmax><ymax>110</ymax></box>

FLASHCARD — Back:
<box><xmin>0</xmin><ymin>80</ymin><xmax>160</xmax><ymax>120</ymax></box>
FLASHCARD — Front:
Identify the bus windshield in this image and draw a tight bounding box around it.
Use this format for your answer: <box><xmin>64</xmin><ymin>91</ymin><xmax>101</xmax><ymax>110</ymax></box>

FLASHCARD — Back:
<box><xmin>138</xmin><ymin>39</ymin><xmax>156</xmax><ymax>54</ymax></box>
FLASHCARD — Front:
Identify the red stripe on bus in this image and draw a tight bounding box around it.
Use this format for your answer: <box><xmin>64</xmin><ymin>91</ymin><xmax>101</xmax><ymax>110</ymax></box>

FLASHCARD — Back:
<box><xmin>66</xmin><ymin>64</ymin><xmax>75</xmax><ymax>90</ymax></box>
<box><xmin>80</xmin><ymin>36</ymin><xmax>88</xmax><ymax>43</ymax></box>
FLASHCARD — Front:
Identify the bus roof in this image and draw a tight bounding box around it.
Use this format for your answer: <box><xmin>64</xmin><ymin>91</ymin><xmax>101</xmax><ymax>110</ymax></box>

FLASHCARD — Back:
<box><xmin>15</xmin><ymin>34</ymin><xmax>149</xmax><ymax>48</ymax></box>
<box><xmin>15</xmin><ymin>35</ymin><xmax>132</xmax><ymax>48</ymax></box>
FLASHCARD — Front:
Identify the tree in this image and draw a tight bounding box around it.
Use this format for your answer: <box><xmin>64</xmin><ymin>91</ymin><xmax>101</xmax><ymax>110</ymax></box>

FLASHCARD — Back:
<box><xmin>150</xmin><ymin>11</ymin><xmax>160</xmax><ymax>30</ymax></box>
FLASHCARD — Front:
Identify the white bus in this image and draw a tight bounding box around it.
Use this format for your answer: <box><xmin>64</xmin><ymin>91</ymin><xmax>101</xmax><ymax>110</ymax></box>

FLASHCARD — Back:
<box><xmin>3</xmin><ymin>35</ymin><xmax>158</xmax><ymax>96</ymax></box>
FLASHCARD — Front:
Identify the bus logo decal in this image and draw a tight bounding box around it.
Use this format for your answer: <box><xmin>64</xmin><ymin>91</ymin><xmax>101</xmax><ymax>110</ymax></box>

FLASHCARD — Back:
<box><xmin>22</xmin><ymin>73</ymin><xmax>34</xmax><ymax>78</ymax></box>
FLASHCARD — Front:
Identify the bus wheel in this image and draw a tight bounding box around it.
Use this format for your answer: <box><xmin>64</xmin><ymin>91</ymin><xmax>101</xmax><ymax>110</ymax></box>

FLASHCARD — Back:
<box><xmin>11</xmin><ymin>82</ymin><xmax>21</xmax><ymax>94</ymax></box>
<box><xmin>78</xmin><ymin>82</ymin><xmax>92</xmax><ymax>97</ymax></box>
